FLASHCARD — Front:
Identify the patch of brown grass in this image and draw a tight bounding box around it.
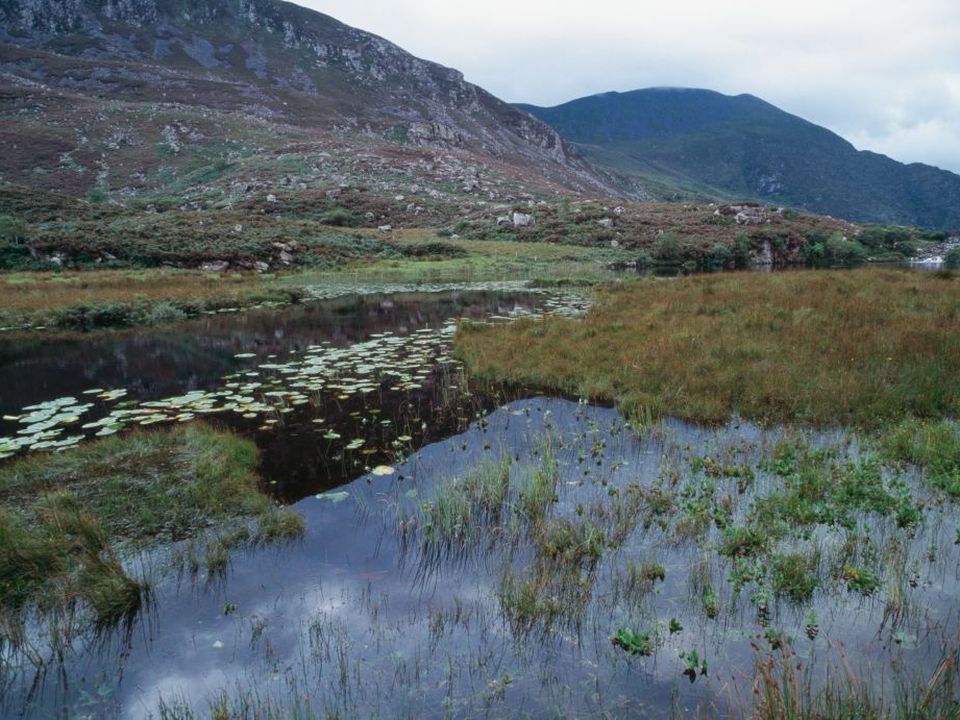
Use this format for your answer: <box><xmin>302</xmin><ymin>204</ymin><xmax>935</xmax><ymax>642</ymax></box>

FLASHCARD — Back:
<box><xmin>455</xmin><ymin>268</ymin><xmax>960</xmax><ymax>426</ymax></box>
<box><xmin>0</xmin><ymin>269</ymin><xmax>296</xmax><ymax>329</ymax></box>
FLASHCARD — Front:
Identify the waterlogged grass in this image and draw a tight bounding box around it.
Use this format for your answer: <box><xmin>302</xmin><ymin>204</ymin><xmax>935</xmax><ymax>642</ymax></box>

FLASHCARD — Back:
<box><xmin>29</xmin><ymin>396</ymin><xmax>951</xmax><ymax>719</ymax></box>
<box><xmin>456</xmin><ymin>268</ymin><xmax>960</xmax><ymax>426</ymax></box>
<box><xmin>881</xmin><ymin>419</ymin><xmax>960</xmax><ymax>498</ymax></box>
<box><xmin>0</xmin><ymin>424</ymin><xmax>302</xmax><ymax>626</ymax></box>
<box><xmin>751</xmin><ymin>645</ymin><xmax>960</xmax><ymax>720</ymax></box>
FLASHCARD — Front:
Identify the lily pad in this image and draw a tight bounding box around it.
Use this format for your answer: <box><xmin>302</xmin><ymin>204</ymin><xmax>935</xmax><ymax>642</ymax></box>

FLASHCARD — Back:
<box><xmin>315</xmin><ymin>491</ymin><xmax>350</xmax><ymax>504</ymax></box>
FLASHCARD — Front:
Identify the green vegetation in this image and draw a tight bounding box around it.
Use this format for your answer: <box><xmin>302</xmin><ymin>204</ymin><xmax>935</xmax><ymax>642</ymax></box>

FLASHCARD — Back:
<box><xmin>0</xmin><ymin>424</ymin><xmax>302</xmax><ymax>628</ymax></box>
<box><xmin>882</xmin><ymin>419</ymin><xmax>960</xmax><ymax>498</ymax></box>
<box><xmin>802</xmin><ymin>231</ymin><xmax>869</xmax><ymax>266</ymax></box>
<box><xmin>611</xmin><ymin>628</ymin><xmax>655</xmax><ymax>656</ymax></box>
<box><xmin>456</xmin><ymin>269</ymin><xmax>960</xmax><ymax>426</ymax></box>
<box><xmin>946</xmin><ymin>247</ymin><xmax>960</xmax><ymax>270</ymax></box>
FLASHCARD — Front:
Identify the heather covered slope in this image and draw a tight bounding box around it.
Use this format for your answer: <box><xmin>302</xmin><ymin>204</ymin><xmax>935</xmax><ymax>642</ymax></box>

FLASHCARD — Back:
<box><xmin>518</xmin><ymin>88</ymin><xmax>960</xmax><ymax>228</ymax></box>
<box><xmin>0</xmin><ymin>0</ymin><xmax>624</xmax><ymax>201</ymax></box>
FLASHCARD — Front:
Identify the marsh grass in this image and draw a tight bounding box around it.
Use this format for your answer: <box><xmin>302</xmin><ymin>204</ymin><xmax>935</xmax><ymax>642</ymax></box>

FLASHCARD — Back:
<box><xmin>749</xmin><ymin>644</ymin><xmax>960</xmax><ymax>720</ymax></box>
<box><xmin>456</xmin><ymin>269</ymin><xmax>960</xmax><ymax>427</ymax></box>
<box><xmin>0</xmin><ymin>270</ymin><xmax>302</xmax><ymax>330</ymax></box>
<box><xmin>882</xmin><ymin>420</ymin><xmax>960</xmax><ymax>498</ymax></box>
<box><xmin>0</xmin><ymin>424</ymin><xmax>302</xmax><ymax>628</ymax></box>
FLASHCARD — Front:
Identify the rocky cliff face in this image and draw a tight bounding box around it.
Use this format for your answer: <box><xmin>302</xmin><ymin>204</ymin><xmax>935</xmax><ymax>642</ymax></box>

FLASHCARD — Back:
<box><xmin>0</xmin><ymin>0</ymin><xmax>618</xmax><ymax>196</ymax></box>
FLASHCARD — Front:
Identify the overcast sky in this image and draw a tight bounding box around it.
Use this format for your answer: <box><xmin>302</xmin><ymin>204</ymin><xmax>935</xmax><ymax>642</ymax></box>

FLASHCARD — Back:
<box><xmin>294</xmin><ymin>0</ymin><xmax>960</xmax><ymax>174</ymax></box>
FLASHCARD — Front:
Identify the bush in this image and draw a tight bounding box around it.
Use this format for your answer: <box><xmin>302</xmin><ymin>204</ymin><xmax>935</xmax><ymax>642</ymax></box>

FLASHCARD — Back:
<box><xmin>945</xmin><ymin>247</ymin><xmax>960</xmax><ymax>270</ymax></box>
<box><xmin>0</xmin><ymin>215</ymin><xmax>33</xmax><ymax>269</ymax></box>
<box><xmin>706</xmin><ymin>243</ymin><xmax>732</xmax><ymax>271</ymax></box>
<box><xmin>803</xmin><ymin>232</ymin><xmax>868</xmax><ymax>266</ymax></box>
<box><xmin>317</xmin><ymin>207</ymin><xmax>359</xmax><ymax>227</ymax></box>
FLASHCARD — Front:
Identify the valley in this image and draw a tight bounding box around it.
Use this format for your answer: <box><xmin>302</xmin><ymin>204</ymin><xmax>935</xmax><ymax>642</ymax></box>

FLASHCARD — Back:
<box><xmin>1</xmin><ymin>1</ymin><xmax>959</xmax><ymax>719</ymax></box>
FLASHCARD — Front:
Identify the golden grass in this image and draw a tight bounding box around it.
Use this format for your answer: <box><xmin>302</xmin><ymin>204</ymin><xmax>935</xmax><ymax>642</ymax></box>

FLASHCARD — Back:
<box><xmin>0</xmin><ymin>269</ymin><xmax>279</xmax><ymax>317</ymax></box>
<box><xmin>456</xmin><ymin>268</ymin><xmax>960</xmax><ymax>426</ymax></box>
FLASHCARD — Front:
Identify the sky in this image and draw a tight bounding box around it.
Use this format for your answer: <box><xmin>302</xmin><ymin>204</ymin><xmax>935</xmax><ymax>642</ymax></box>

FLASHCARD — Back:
<box><xmin>294</xmin><ymin>0</ymin><xmax>960</xmax><ymax>174</ymax></box>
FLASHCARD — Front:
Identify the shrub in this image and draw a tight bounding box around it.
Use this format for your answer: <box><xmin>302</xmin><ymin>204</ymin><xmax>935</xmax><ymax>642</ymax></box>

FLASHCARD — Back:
<box><xmin>317</xmin><ymin>207</ymin><xmax>359</xmax><ymax>227</ymax></box>
<box><xmin>945</xmin><ymin>247</ymin><xmax>960</xmax><ymax>270</ymax></box>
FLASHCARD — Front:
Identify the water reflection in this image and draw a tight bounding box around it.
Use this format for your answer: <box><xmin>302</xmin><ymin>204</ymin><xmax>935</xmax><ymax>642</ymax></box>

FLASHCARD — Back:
<box><xmin>3</xmin><ymin>398</ymin><xmax>957</xmax><ymax>719</ymax></box>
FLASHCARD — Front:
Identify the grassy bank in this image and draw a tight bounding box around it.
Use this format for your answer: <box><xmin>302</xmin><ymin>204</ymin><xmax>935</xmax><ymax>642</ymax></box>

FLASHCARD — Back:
<box><xmin>0</xmin><ymin>424</ymin><xmax>303</xmax><ymax>628</ymax></box>
<box><xmin>456</xmin><ymin>268</ymin><xmax>960</xmax><ymax>427</ymax></box>
<box><xmin>0</xmin><ymin>236</ymin><xmax>628</xmax><ymax>332</ymax></box>
<box><xmin>0</xmin><ymin>269</ymin><xmax>304</xmax><ymax>330</ymax></box>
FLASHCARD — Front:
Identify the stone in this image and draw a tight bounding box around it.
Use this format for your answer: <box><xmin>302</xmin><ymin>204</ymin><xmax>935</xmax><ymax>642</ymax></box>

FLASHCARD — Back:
<box><xmin>378</xmin><ymin>224</ymin><xmax>392</xmax><ymax>232</ymax></box>
<box><xmin>512</xmin><ymin>212</ymin><xmax>534</xmax><ymax>227</ymax></box>
<box><xmin>266</xmin><ymin>193</ymin><xmax>278</xmax><ymax>203</ymax></box>
<box><xmin>253</xmin><ymin>261</ymin><xmax>269</xmax><ymax>273</ymax></box>
<box><xmin>201</xmin><ymin>261</ymin><xmax>230</xmax><ymax>272</ymax></box>
<box><xmin>279</xmin><ymin>250</ymin><xmax>294</xmax><ymax>265</ymax></box>
<box><xmin>598</xmin><ymin>218</ymin><xmax>614</xmax><ymax>229</ymax></box>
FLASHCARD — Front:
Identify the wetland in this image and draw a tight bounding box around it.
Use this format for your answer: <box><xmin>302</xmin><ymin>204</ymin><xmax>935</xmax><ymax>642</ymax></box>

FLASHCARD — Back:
<box><xmin>0</xmin><ymin>269</ymin><xmax>959</xmax><ymax>719</ymax></box>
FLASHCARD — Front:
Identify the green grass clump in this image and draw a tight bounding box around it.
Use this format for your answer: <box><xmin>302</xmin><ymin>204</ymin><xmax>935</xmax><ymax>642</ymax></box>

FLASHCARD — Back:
<box><xmin>533</xmin><ymin>517</ymin><xmax>605</xmax><ymax>566</ymax></box>
<box><xmin>719</xmin><ymin>525</ymin><xmax>770</xmax><ymax>558</ymax></box>
<box><xmin>882</xmin><ymin>419</ymin><xmax>960</xmax><ymax>498</ymax></box>
<box><xmin>422</xmin><ymin>485</ymin><xmax>473</xmax><ymax>546</ymax></box>
<box><xmin>257</xmin><ymin>508</ymin><xmax>306</xmax><ymax>542</ymax></box>
<box><xmin>459</xmin><ymin>455</ymin><xmax>512</xmax><ymax>517</ymax></box>
<box><xmin>843</xmin><ymin>566</ymin><xmax>882</xmax><ymax>596</ymax></box>
<box><xmin>0</xmin><ymin>424</ymin><xmax>297</xmax><ymax>626</ymax></box>
<box><xmin>769</xmin><ymin>552</ymin><xmax>819</xmax><ymax>604</ymax></box>
<box><xmin>517</xmin><ymin>444</ymin><xmax>560</xmax><ymax>526</ymax></box>
<box><xmin>498</xmin><ymin>568</ymin><xmax>565</xmax><ymax>632</ymax></box>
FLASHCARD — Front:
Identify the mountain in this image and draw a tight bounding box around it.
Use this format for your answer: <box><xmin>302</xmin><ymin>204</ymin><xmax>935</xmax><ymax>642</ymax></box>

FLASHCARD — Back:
<box><xmin>517</xmin><ymin>88</ymin><xmax>960</xmax><ymax>229</ymax></box>
<box><xmin>0</xmin><ymin>0</ymin><xmax>624</xmax><ymax>203</ymax></box>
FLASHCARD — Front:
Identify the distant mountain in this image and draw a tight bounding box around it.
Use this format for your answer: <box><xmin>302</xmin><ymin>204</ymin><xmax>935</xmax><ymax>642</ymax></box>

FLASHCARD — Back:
<box><xmin>0</xmin><ymin>0</ymin><xmax>621</xmax><ymax>200</ymax></box>
<box><xmin>518</xmin><ymin>88</ymin><xmax>960</xmax><ymax>229</ymax></box>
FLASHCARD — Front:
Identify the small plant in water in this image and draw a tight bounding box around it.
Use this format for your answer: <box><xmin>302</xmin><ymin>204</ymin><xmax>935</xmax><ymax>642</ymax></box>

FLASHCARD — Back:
<box><xmin>612</xmin><ymin>628</ymin><xmax>655</xmax><ymax>656</ymax></box>
<box><xmin>764</xmin><ymin>627</ymin><xmax>788</xmax><ymax>651</ymax></box>
<box><xmin>843</xmin><ymin>566</ymin><xmax>881</xmax><ymax>596</ymax></box>
<box><xmin>669</xmin><ymin>617</ymin><xmax>683</xmax><ymax>635</ymax></box>
<box><xmin>805</xmin><ymin>608</ymin><xmax>819</xmax><ymax>640</ymax></box>
<box><xmin>703</xmin><ymin>586</ymin><xmax>719</xmax><ymax>619</ymax></box>
<box><xmin>679</xmin><ymin>649</ymin><xmax>708</xmax><ymax>682</ymax></box>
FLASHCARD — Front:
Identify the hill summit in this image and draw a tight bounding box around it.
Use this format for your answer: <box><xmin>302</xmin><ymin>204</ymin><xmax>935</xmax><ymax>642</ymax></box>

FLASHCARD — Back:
<box><xmin>518</xmin><ymin>87</ymin><xmax>960</xmax><ymax>228</ymax></box>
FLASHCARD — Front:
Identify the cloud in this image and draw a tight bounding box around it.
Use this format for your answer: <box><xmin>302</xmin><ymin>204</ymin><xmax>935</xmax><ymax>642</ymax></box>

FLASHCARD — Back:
<box><xmin>297</xmin><ymin>0</ymin><xmax>960</xmax><ymax>172</ymax></box>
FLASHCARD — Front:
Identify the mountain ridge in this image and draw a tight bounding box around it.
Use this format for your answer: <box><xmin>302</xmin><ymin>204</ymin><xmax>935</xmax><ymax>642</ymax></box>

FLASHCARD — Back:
<box><xmin>518</xmin><ymin>87</ymin><xmax>960</xmax><ymax>229</ymax></box>
<box><xmin>0</xmin><ymin>0</ymin><xmax>628</xmax><ymax>200</ymax></box>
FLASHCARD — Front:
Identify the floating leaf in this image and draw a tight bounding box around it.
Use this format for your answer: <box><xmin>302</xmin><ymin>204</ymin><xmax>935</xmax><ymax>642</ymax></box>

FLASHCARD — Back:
<box><xmin>316</xmin><ymin>491</ymin><xmax>350</xmax><ymax>504</ymax></box>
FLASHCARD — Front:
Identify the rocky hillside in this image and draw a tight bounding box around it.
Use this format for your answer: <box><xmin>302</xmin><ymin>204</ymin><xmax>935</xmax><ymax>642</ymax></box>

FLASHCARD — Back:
<box><xmin>519</xmin><ymin>88</ymin><xmax>960</xmax><ymax>229</ymax></box>
<box><xmin>0</xmin><ymin>0</ymin><xmax>624</xmax><ymax>202</ymax></box>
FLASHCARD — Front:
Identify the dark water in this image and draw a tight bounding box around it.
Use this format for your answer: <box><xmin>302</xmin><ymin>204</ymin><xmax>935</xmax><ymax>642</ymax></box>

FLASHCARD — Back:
<box><xmin>1</xmin><ymin>288</ymin><xmax>958</xmax><ymax>719</ymax></box>
<box><xmin>0</xmin><ymin>290</ymin><xmax>545</xmax><ymax>497</ymax></box>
